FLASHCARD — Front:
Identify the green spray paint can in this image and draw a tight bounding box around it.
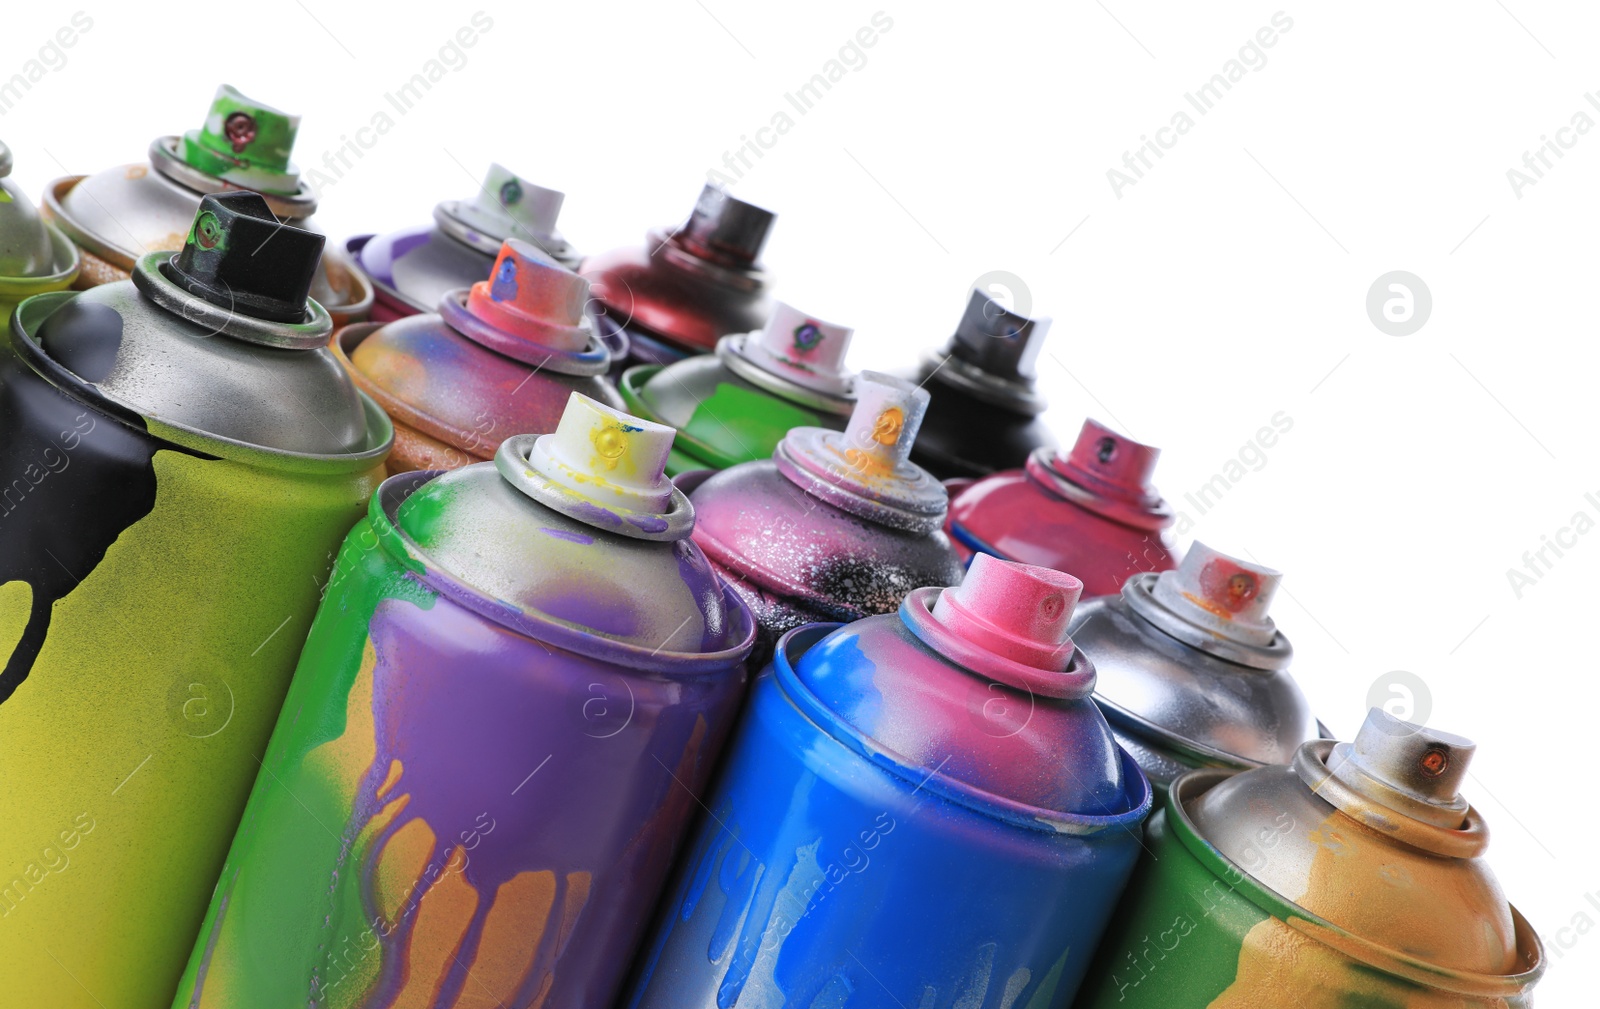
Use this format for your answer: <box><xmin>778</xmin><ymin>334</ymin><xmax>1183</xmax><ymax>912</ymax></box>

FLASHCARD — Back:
<box><xmin>619</xmin><ymin>300</ymin><xmax>855</xmax><ymax>475</ymax></box>
<box><xmin>42</xmin><ymin>84</ymin><xmax>374</xmax><ymax>324</ymax></box>
<box><xmin>1075</xmin><ymin>708</ymin><xmax>1544</xmax><ymax>1007</ymax></box>
<box><xmin>0</xmin><ymin>142</ymin><xmax>79</xmax><ymax>318</ymax></box>
<box><xmin>0</xmin><ymin>192</ymin><xmax>391</xmax><ymax>1008</ymax></box>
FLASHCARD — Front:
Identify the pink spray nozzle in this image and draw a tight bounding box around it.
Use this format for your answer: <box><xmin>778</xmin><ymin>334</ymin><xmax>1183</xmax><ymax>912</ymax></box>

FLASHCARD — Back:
<box><xmin>466</xmin><ymin>239</ymin><xmax>592</xmax><ymax>353</ymax></box>
<box><xmin>931</xmin><ymin>553</ymin><xmax>1084</xmax><ymax>671</ymax></box>
<box><xmin>1053</xmin><ymin>418</ymin><xmax>1162</xmax><ymax>504</ymax></box>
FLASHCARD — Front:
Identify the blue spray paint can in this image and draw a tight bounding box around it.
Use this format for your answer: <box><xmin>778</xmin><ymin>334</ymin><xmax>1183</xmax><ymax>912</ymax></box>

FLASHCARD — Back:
<box><xmin>626</xmin><ymin>553</ymin><xmax>1152</xmax><ymax>1009</ymax></box>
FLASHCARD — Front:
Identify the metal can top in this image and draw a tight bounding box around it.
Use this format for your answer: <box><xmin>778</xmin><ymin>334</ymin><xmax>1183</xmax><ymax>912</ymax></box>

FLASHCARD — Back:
<box><xmin>0</xmin><ymin>143</ymin><xmax>78</xmax><ymax>291</ymax></box>
<box><xmin>16</xmin><ymin>193</ymin><xmax>386</xmax><ymax>461</ymax></box>
<box><xmin>1070</xmin><ymin>542</ymin><xmax>1316</xmax><ymax>773</ymax></box>
<box><xmin>620</xmin><ymin>300</ymin><xmax>857</xmax><ymax>462</ymax></box>
<box><xmin>782</xmin><ymin>553</ymin><xmax>1150</xmax><ymax>830</ymax></box>
<box><xmin>381</xmin><ymin>393</ymin><xmax>754</xmax><ymax>664</ymax></box>
<box><xmin>1170</xmin><ymin>709</ymin><xmax>1542</xmax><ymax>993</ymax></box>
<box><xmin>917</xmin><ymin>288</ymin><xmax>1052</xmax><ymax>415</ymax></box>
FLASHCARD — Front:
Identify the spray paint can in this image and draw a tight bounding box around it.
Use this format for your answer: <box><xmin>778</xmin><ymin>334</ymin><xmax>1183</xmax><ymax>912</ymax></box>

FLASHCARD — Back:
<box><xmin>0</xmin><ymin>193</ymin><xmax>391</xmax><ymax>1008</ymax></box>
<box><xmin>1067</xmin><ymin>542</ymin><xmax>1321</xmax><ymax>796</ymax></box>
<box><xmin>334</xmin><ymin>238</ymin><xmax>623</xmax><ymax>473</ymax></box>
<box><xmin>619</xmin><ymin>301</ymin><xmax>854</xmax><ymax>475</ymax></box>
<box><xmin>1075</xmin><ymin>708</ymin><xmax>1545</xmax><ymax>1007</ymax></box>
<box><xmin>581</xmin><ymin>184</ymin><xmax>775</xmax><ymax>367</ymax></box>
<box><xmin>0</xmin><ymin>141</ymin><xmax>79</xmax><ymax>317</ymax></box>
<box><xmin>172</xmin><ymin>393</ymin><xmax>756</xmax><ymax>1009</ymax></box>
<box><xmin>627</xmin><ymin>553</ymin><xmax>1153</xmax><ymax>1008</ymax></box>
<box><xmin>687</xmin><ymin>372</ymin><xmax>965</xmax><ymax>664</ymax></box>
<box><xmin>897</xmin><ymin>289</ymin><xmax>1057</xmax><ymax>480</ymax></box>
<box><xmin>348</xmin><ymin>162</ymin><xmax>579</xmax><ymax>324</ymax></box>
<box><xmin>41</xmin><ymin>84</ymin><xmax>374</xmax><ymax>324</ymax></box>
<box><xmin>946</xmin><ymin>418</ymin><xmax>1176</xmax><ymax>596</ymax></box>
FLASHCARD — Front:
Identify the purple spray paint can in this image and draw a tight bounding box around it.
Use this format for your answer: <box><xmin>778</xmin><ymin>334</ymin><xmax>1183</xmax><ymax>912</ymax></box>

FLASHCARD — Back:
<box><xmin>171</xmin><ymin>394</ymin><xmax>756</xmax><ymax>1008</ymax></box>
<box><xmin>686</xmin><ymin>372</ymin><xmax>965</xmax><ymax>664</ymax></box>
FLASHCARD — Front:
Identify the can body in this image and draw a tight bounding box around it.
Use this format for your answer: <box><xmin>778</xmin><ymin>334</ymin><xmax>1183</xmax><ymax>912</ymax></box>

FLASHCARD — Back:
<box><xmin>903</xmin><ymin>378</ymin><xmax>1056</xmax><ymax>480</ymax></box>
<box><xmin>347</xmin><ymin>228</ymin><xmax>493</xmax><ymax>323</ymax></box>
<box><xmin>628</xmin><ymin>625</ymin><xmax>1148</xmax><ymax>1009</ymax></box>
<box><xmin>619</xmin><ymin>362</ymin><xmax>846</xmax><ymax>476</ymax></box>
<box><xmin>0</xmin><ymin>298</ymin><xmax>387</xmax><ymax>1007</ymax></box>
<box><xmin>1076</xmin><ymin>770</ymin><xmax>1543</xmax><ymax>1008</ymax></box>
<box><xmin>689</xmin><ymin>461</ymin><xmax>966</xmax><ymax>667</ymax></box>
<box><xmin>333</xmin><ymin>321</ymin><xmax>622</xmax><ymax>474</ymax></box>
<box><xmin>173</xmin><ymin>471</ymin><xmax>752</xmax><ymax>1009</ymax></box>
<box><xmin>945</xmin><ymin>459</ymin><xmax>1176</xmax><ymax>598</ymax></box>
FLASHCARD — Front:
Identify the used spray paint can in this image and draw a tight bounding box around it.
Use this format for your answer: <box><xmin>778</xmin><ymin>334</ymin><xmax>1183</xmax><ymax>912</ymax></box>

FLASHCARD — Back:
<box><xmin>348</xmin><ymin>162</ymin><xmax>580</xmax><ymax>323</ymax></box>
<box><xmin>619</xmin><ymin>300</ymin><xmax>854</xmax><ymax>475</ymax></box>
<box><xmin>897</xmin><ymin>289</ymin><xmax>1057</xmax><ymax>480</ymax></box>
<box><xmin>627</xmin><ymin>552</ymin><xmax>1154</xmax><ymax>1009</ymax></box>
<box><xmin>1068</xmin><ymin>542</ymin><xmax>1321</xmax><ymax>795</ymax></box>
<box><xmin>946</xmin><ymin>418</ymin><xmax>1177</xmax><ymax>597</ymax></box>
<box><xmin>172</xmin><ymin>393</ymin><xmax>756</xmax><ymax>1009</ymax></box>
<box><xmin>0</xmin><ymin>193</ymin><xmax>391</xmax><ymax>1008</ymax></box>
<box><xmin>0</xmin><ymin>141</ymin><xmax>80</xmax><ymax>317</ymax></box>
<box><xmin>334</xmin><ymin>237</ymin><xmax>623</xmax><ymax>473</ymax></box>
<box><xmin>1075</xmin><ymin>708</ymin><xmax>1544</xmax><ymax>1007</ymax></box>
<box><xmin>41</xmin><ymin>84</ymin><xmax>374</xmax><ymax>323</ymax></box>
<box><xmin>686</xmin><ymin>372</ymin><xmax>965</xmax><ymax>663</ymax></box>
<box><xmin>581</xmin><ymin>184</ymin><xmax>775</xmax><ymax>367</ymax></box>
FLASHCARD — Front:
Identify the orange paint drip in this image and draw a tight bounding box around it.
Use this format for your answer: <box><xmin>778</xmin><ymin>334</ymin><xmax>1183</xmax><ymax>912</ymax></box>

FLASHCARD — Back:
<box><xmin>449</xmin><ymin>870</ymin><xmax>558</xmax><ymax>1008</ymax></box>
<box><xmin>392</xmin><ymin>846</ymin><xmax>480</xmax><ymax>1009</ymax></box>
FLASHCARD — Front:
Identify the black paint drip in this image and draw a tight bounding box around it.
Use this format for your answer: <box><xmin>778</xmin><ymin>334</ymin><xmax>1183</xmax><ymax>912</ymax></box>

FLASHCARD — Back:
<box><xmin>0</xmin><ymin>347</ymin><xmax>164</xmax><ymax>706</ymax></box>
<box><xmin>36</xmin><ymin>300</ymin><xmax>126</xmax><ymax>383</ymax></box>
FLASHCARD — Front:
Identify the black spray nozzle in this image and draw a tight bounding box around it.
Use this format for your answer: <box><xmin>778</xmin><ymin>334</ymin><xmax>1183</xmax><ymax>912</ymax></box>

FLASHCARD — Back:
<box><xmin>0</xmin><ymin>141</ymin><xmax>12</xmax><ymax>179</ymax></box>
<box><xmin>165</xmin><ymin>191</ymin><xmax>323</xmax><ymax>323</ymax></box>
<box><xmin>679</xmin><ymin>184</ymin><xmax>775</xmax><ymax>268</ymax></box>
<box><xmin>946</xmin><ymin>289</ymin><xmax>1051</xmax><ymax>384</ymax></box>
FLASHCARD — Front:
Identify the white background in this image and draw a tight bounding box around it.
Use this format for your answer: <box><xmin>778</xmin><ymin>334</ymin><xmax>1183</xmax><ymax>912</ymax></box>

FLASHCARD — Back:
<box><xmin>4</xmin><ymin>1</ymin><xmax>1595</xmax><ymax>1002</ymax></box>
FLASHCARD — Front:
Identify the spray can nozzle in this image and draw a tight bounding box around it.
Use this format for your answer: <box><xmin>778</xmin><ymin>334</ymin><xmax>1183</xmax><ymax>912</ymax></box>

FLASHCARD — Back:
<box><xmin>678</xmin><ymin>184</ymin><xmax>775</xmax><ymax>268</ymax></box>
<box><xmin>947</xmin><ymin>288</ymin><xmax>1051</xmax><ymax>383</ymax></box>
<box><xmin>161</xmin><ymin>192</ymin><xmax>324</xmax><ymax>324</ymax></box>
<box><xmin>734</xmin><ymin>300</ymin><xmax>854</xmax><ymax>396</ymax></box>
<box><xmin>1320</xmin><ymin>708</ymin><xmax>1476</xmax><ymax>830</ymax></box>
<box><xmin>179</xmin><ymin>84</ymin><xmax>303</xmax><ymax>196</ymax></box>
<box><xmin>524</xmin><ymin>393</ymin><xmax>677</xmax><ymax>515</ymax></box>
<box><xmin>930</xmin><ymin>553</ymin><xmax>1083</xmax><ymax>671</ymax></box>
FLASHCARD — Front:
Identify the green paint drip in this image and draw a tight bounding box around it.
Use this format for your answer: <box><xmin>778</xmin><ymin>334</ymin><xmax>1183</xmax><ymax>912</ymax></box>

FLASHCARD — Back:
<box><xmin>169</xmin><ymin>516</ymin><xmax>437</xmax><ymax>1007</ymax></box>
